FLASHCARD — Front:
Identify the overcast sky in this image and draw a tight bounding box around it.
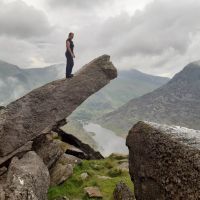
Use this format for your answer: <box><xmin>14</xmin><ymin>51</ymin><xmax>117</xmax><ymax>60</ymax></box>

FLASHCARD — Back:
<box><xmin>1</xmin><ymin>0</ymin><xmax>200</xmax><ymax>77</ymax></box>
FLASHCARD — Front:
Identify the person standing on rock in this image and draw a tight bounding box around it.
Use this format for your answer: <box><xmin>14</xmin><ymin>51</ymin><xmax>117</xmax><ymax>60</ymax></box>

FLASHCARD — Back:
<box><xmin>65</xmin><ymin>32</ymin><xmax>75</xmax><ymax>78</ymax></box>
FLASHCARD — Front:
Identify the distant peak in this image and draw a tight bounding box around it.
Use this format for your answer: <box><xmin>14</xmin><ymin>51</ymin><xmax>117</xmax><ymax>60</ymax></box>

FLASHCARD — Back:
<box><xmin>0</xmin><ymin>59</ymin><xmax>20</xmax><ymax>69</ymax></box>
<box><xmin>188</xmin><ymin>60</ymin><xmax>200</xmax><ymax>68</ymax></box>
<box><xmin>170</xmin><ymin>60</ymin><xmax>200</xmax><ymax>83</ymax></box>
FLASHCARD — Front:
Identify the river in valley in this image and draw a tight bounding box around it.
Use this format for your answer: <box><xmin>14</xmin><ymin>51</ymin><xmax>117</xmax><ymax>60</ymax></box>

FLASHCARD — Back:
<box><xmin>83</xmin><ymin>122</ymin><xmax>128</xmax><ymax>157</ymax></box>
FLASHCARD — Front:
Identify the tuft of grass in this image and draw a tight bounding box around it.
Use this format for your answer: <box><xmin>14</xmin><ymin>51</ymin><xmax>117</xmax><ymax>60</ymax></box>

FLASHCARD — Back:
<box><xmin>108</xmin><ymin>153</ymin><xmax>128</xmax><ymax>160</ymax></box>
<box><xmin>107</xmin><ymin>168</ymin><xmax>123</xmax><ymax>178</ymax></box>
<box><xmin>48</xmin><ymin>157</ymin><xmax>134</xmax><ymax>200</ymax></box>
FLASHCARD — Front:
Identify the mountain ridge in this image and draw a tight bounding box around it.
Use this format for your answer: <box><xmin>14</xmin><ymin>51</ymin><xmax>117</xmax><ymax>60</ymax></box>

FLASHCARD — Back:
<box><xmin>97</xmin><ymin>61</ymin><xmax>200</xmax><ymax>136</ymax></box>
<box><xmin>0</xmin><ymin>60</ymin><xmax>170</xmax><ymax>121</ymax></box>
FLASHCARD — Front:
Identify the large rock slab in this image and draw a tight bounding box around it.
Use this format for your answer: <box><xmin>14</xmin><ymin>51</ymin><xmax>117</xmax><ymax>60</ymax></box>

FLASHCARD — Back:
<box><xmin>126</xmin><ymin>121</ymin><xmax>200</xmax><ymax>200</ymax></box>
<box><xmin>5</xmin><ymin>151</ymin><xmax>50</xmax><ymax>200</ymax></box>
<box><xmin>0</xmin><ymin>55</ymin><xmax>117</xmax><ymax>160</ymax></box>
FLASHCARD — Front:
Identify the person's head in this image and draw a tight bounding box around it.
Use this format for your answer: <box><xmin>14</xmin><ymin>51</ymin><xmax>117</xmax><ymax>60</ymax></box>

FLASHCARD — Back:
<box><xmin>68</xmin><ymin>32</ymin><xmax>74</xmax><ymax>39</ymax></box>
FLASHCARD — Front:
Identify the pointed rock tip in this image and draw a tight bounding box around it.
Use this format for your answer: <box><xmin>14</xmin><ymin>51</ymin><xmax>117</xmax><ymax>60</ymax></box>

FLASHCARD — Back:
<box><xmin>77</xmin><ymin>54</ymin><xmax>117</xmax><ymax>80</ymax></box>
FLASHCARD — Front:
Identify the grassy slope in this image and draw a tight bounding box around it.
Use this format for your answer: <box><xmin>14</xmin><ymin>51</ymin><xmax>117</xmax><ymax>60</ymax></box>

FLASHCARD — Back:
<box><xmin>48</xmin><ymin>155</ymin><xmax>133</xmax><ymax>200</ymax></box>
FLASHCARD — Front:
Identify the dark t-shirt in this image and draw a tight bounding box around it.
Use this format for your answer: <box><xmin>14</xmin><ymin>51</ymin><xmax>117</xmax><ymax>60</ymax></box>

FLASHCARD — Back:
<box><xmin>66</xmin><ymin>38</ymin><xmax>74</xmax><ymax>56</ymax></box>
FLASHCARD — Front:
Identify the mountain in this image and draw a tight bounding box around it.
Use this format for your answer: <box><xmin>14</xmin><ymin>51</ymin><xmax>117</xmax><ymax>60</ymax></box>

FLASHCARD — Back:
<box><xmin>68</xmin><ymin>69</ymin><xmax>169</xmax><ymax>121</ymax></box>
<box><xmin>0</xmin><ymin>60</ymin><xmax>65</xmax><ymax>105</ymax></box>
<box><xmin>0</xmin><ymin>60</ymin><xmax>169</xmax><ymax>121</ymax></box>
<box><xmin>97</xmin><ymin>61</ymin><xmax>200</xmax><ymax>136</ymax></box>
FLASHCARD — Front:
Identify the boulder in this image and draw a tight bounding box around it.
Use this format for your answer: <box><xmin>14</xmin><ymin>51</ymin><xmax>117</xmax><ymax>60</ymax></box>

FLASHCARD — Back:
<box><xmin>5</xmin><ymin>151</ymin><xmax>50</xmax><ymax>200</ymax></box>
<box><xmin>0</xmin><ymin>55</ymin><xmax>117</xmax><ymax>162</ymax></box>
<box><xmin>63</xmin><ymin>154</ymin><xmax>82</xmax><ymax>166</ymax></box>
<box><xmin>33</xmin><ymin>135</ymin><xmax>64</xmax><ymax>169</ymax></box>
<box><xmin>84</xmin><ymin>186</ymin><xmax>103</xmax><ymax>198</ymax></box>
<box><xmin>126</xmin><ymin>121</ymin><xmax>200</xmax><ymax>200</ymax></box>
<box><xmin>50</xmin><ymin>154</ymin><xmax>73</xmax><ymax>186</ymax></box>
<box><xmin>113</xmin><ymin>181</ymin><xmax>135</xmax><ymax>200</ymax></box>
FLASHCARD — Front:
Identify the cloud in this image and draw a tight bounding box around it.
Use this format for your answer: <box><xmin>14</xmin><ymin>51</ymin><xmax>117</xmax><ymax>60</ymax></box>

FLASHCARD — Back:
<box><xmin>1</xmin><ymin>0</ymin><xmax>200</xmax><ymax>78</ymax></box>
<box><xmin>95</xmin><ymin>0</ymin><xmax>200</xmax><ymax>56</ymax></box>
<box><xmin>37</xmin><ymin>0</ymin><xmax>200</xmax><ymax>76</ymax></box>
<box><xmin>48</xmin><ymin>0</ymin><xmax>108</xmax><ymax>9</ymax></box>
<box><xmin>78</xmin><ymin>0</ymin><xmax>200</xmax><ymax>76</ymax></box>
<box><xmin>0</xmin><ymin>35</ymin><xmax>56</xmax><ymax>67</ymax></box>
<box><xmin>0</xmin><ymin>0</ymin><xmax>52</xmax><ymax>39</ymax></box>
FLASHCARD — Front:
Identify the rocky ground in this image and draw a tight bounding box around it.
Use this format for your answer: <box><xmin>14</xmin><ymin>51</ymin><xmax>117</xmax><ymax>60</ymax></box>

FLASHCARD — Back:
<box><xmin>48</xmin><ymin>153</ymin><xmax>133</xmax><ymax>200</ymax></box>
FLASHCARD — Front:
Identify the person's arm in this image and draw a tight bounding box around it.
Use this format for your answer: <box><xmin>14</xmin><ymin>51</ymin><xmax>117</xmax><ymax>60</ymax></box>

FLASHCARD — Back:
<box><xmin>66</xmin><ymin>41</ymin><xmax>75</xmax><ymax>58</ymax></box>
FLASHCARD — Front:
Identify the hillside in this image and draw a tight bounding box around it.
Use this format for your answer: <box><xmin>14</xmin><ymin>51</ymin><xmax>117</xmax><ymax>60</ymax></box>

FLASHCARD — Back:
<box><xmin>68</xmin><ymin>69</ymin><xmax>169</xmax><ymax>121</ymax></box>
<box><xmin>0</xmin><ymin>60</ymin><xmax>64</xmax><ymax>105</ymax></box>
<box><xmin>97</xmin><ymin>61</ymin><xmax>200</xmax><ymax>136</ymax></box>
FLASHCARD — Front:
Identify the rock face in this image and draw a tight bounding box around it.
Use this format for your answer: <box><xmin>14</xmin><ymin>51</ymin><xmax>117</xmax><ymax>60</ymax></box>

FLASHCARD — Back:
<box><xmin>49</xmin><ymin>154</ymin><xmax>73</xmax><ymax>186</ymax></box>
<box><xmin>0</xmin><ymin>54</ymin><xmax>117</xmax><ymax>162</ymax></box>
<box><xmin>113</xmin><ymin>181</ymin><xmax>135</xmax><ymax>200</ymax></box>
<box><xmin>126</xmin><ymin>121</ymin><xmax>200</xmax><ymax>200</ymax></box>
<box><xmin>5</xmin><ymin>151</ymin><xmax>50</xmax><ymax>200</ymax></box>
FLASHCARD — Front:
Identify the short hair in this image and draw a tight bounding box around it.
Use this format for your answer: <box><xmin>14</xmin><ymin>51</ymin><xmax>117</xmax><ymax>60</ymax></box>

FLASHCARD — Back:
<box><xmin>68</xmin><ymin>32</ymin><xmax>74</xmax><ymax>37</ymax></box>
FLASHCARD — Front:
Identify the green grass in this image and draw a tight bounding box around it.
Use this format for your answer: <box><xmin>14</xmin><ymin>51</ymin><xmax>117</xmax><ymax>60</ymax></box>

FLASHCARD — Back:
<box><xmin>48</xmin><ymin>156</ymin><xmax>134</xmax><ymax>200</ymax></box>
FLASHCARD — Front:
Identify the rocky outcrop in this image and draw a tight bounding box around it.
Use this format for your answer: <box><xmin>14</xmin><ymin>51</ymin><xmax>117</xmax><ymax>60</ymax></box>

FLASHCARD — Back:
<box><xmin>0</xmin><ymin>55</ymin><xmax>117</xmax><ymax>199</ymax></box>
<box><xmin>113</xmin><ymin>181</ymin><xmax>135</xmax><ymax>200</ymax></box>
<box><xmin>0</xmin><ymin>54</ymin><xmax>117</xmax><ymax>162</ymax></box>
<box><xmin>126</xmin><ymin>121</ymin><xmax>200</xmax><ymax>200</ymax></box>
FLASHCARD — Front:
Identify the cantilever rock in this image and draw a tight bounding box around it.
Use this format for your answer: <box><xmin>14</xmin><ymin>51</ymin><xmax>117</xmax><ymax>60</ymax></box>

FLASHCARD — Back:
<box><xmin>126</xmin><ymin>121</ymin><xmax>200</xmax><ymax>200</ymax></box>
<box><xmin>0</xmin><ymin>55</ymin><xmax>117</xmax><ymax>162</ymax></box>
